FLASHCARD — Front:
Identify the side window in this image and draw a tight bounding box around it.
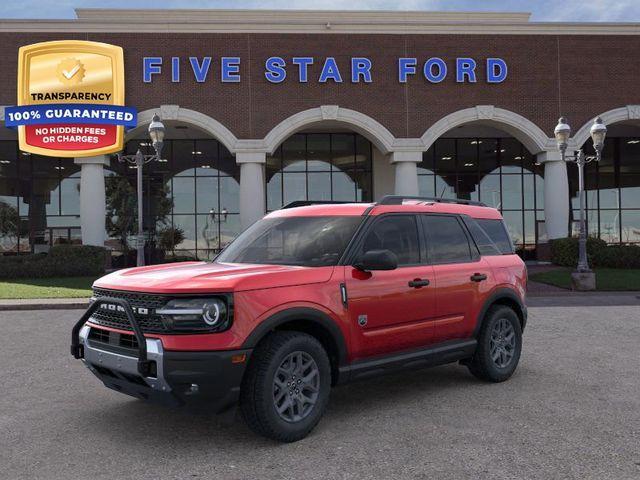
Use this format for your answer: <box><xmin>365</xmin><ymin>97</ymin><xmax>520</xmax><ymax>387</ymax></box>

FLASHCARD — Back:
<box><xmin>422</xmin><ymin>215</ymin><xmax>472</xmax><ymax>264</ymax></box>
<box><xmin>476</xmin><ymin>219</ymin><xmax>514</xmax><ymax>254</ymax></box>
<box><xmin>462</xmin><ymin>216</ymin><xmax>502</xmax><ymax>256</ymax></box>
<box><xmin>359</xmin><ymin>215</ymin><xmax>420</xmax><ymax>265</ymax></box>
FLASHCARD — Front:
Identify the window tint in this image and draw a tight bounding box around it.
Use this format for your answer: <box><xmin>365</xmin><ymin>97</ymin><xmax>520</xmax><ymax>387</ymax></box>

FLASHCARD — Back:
<box><xmin>476</xmin><ymin>219</ymin><xmax>514</xmax><ymax>254</ymax></box>
<box><xmin>359</xmin><ymin>215</ymin><xmax>420</xmax><ymax>265</ymax></box>
<box><xmin>462</xmin><ymin>217</ymin><xmax>502</xmax><ymax>256</ymax></box>
<box><xmin>422</xmin><ymin>215</ymin><xmax>472</xmax><ymax>263</ymax></box>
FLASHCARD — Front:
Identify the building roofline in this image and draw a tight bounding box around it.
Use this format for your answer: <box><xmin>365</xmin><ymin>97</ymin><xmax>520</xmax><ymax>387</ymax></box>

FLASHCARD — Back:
<box><xmin>0</xmin><ymin>9</ymin><xmax>638</xmax><ymax>35</ymax></box>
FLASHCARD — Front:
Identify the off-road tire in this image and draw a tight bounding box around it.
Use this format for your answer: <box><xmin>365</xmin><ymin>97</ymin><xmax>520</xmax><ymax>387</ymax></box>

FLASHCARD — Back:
<box><xmin>240</xmin><ymin>331</ymin><xmax>331</xmax><ymax>442</ymax></box>
<box><xmin>467</xmin><ymin>305</ymin><xmax>522</xmax><ymax>382</ymax></box>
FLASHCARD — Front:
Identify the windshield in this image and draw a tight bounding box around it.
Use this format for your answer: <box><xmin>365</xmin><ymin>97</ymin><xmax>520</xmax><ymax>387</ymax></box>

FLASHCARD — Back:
<box><xmin>216</xmin><ymin>216</ymin><xmax>363</xmax><ymax>267</ymax></box>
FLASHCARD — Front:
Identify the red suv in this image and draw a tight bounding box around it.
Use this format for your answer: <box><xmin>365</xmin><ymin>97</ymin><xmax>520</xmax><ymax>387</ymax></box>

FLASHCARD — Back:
<box><xmin>71</xmin><ymin>195</ymin><xmax>527</xmax><ymax>442</ymax></box>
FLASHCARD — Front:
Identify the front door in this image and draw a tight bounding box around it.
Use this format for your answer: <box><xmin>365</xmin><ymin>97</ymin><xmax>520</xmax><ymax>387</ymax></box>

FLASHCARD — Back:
<box><xmin>345</xmin><ymin>214</ymin><xmax>436</xmax><ymax>360</ymax></box>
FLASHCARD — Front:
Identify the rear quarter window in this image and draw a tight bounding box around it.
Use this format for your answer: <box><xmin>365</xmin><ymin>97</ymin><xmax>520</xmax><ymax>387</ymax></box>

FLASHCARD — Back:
<box><xmin>474</xmin><ymin>218</ymin><xmax>515</xmax><ymax>255</ymax></box>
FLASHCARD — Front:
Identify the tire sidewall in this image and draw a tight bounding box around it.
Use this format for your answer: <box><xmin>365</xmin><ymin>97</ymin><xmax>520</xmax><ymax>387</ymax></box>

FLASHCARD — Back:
<box><xmin>479</xmin><ymin>307</ymin><xmax>523</xmax><ymax>381</ymax></box>
<box><xmin>256</xmin><ymin>334</ymin><xmax>331</xmax><ymax>439</ymax></box>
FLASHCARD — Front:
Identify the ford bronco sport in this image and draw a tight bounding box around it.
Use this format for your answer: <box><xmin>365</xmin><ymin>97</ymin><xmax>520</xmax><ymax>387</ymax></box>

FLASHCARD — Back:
<box><xmin>71</xmin><ymin>195</ymin><xmax>527</xmax><ymax>442</ymax></box>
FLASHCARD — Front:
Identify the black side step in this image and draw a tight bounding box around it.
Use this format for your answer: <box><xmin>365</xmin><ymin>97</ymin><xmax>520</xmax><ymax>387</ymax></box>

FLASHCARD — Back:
<box><xmin>337</xmin><ymin>339</ymin><xmax>477</xmax><ymax>384</ymax></box>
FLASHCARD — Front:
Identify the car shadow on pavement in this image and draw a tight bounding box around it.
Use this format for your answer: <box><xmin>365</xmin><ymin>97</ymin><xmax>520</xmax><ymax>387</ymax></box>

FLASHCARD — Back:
<box><xmin>73</xmin><ymin>362</ymin><xmax>486</xmax><ymax>447</ymax></box>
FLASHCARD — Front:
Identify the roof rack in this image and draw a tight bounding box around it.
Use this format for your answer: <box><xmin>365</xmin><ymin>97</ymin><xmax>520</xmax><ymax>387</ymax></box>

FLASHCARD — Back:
<box><xmin>281</xmin><ymin>200</ymin><xmax>363</xmax><ymax>209</ymax></box>
<box><xmin>378</xmin><ymin>195</ymin><xmax>487</xmax><ymax>207</ymax></box>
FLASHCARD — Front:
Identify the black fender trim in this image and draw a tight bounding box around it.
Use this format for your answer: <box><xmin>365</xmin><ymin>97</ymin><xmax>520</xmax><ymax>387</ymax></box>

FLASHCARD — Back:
<box><xmin>242</xmin><ymin>307</ymin><xmax>349</xmax><ymax>366</ymax></box>
<box><xmin>473</xmin><ymin>287</ymin><xmax>528</xmax><ymax>337</ymax></box>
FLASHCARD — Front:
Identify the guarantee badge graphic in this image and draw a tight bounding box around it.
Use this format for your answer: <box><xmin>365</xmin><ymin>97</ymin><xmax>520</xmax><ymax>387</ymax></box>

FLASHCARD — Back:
<box><xmin>5</xmin><ymin>40</ymin><xmax>137</xmax><ymax>157</ymax></box>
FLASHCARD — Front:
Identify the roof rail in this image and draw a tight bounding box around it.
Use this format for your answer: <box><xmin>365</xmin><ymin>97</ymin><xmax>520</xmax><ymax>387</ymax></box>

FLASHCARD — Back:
<box><xmin>281</xmin><ymin>200</ymin><xmax>363</xmax><ymax>209</ymax></box>
<box><xmin>378</xmin><ymin>195</ymin><xmax>487</xmax><ymax>207</ymax></box>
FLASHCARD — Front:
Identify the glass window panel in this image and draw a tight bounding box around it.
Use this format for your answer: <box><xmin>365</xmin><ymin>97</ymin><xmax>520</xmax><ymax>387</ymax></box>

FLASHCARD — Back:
<box><xmin>423</xmin><ymin>215</ymin><xmax>471</xmax><ymax>264</ymax></box>
<box><xmin>332</xmin><ymin>171</ymin><xmax>356</xmax><ymax>201</ymax></box>
<box><xmin>306</xmin><ymin>134</ymin><xmax>331</xmax><ymax>172</ymax></box>
<box><xmin>418</xmin><ymin>175</ymin><xmax>436</xmax><ymax>197</ymax></box>
<box><xmin>59</xmin><ymin>157</ymin><xmax>80</xmax><ymax>177</ymax></box>
<box><xmin>282</xmin><ymin>135</ymin><xmax>306</xmax><ymax>172</ymax></box>
<box><xmin>354</xmin><ymin>171</ymin><xmax>372</xmax><ymax>201</ymax></box>
<box><xmin>419</xmin><ymin>147</ymin><xmax>434</xmax><ymax>174</ymax></box>
<box><xmin>522</xmin><ymin>151</ymin><xmax>538</xmax><ymax>175</ymax></box>
<box><xmin>0</xmin><ymin>196</ymin><xmax>20</xmax><ymax>253</ymax></box>
<box><xmin>478</xmin><ymin>138</ymin><xmax>499</xmax><ymax>175</ymax></box>
<box><xmin>479</xmin><ymin>174</ymin><xmax>501</xmax><ymax>208</ymax></box>
<box><xmin>220</xmin><ymin>214</ymin><xmax>241</xmax><ymax>250</ymax></box>
<box><xmin>194</xmin><ymin>139</ymin><xmax>219</xmax><ymax>175</ymax></box>
<box><xmin>355</xmin><ymin>135</ymin><xmax>372</xmax><ymax>170</ymax></box>
<box><xmin>434</xmin><ymin>138</ymin><xmax>456</xmax><ymax>176</ymax></box>
<box><xmin>456</xmin><ymin>175</ymin><xmax>479</xmax><ymax>201</ymax></box>
<box><xmin>220</xmin><ymin>176</ymin><xmax>240</xmax><ymax>213</ymax></box>
<box><xmin>267</xmin><ymin>172</ymin><xmax>283</xmax><ymax>211</ymax></box>
<box><xmin>620</xmin><ymin>174</ymin><xmax>640</xmax><ymax>209</ymax></box>
<box><xmin>46</xmin><ymin>216</ymin><xmax>80</xmax><ymax>227</ymax></box>
<box><xmin>172</xmin><ymin>140</ymin><xmax>195</xmax><ymax>176</ymax></box>
<box><xmin>501</xmin><ymin>175</ymin><xmax>523</xmax><ymax>210</ymax></box>
<box><xmin>219</xmin><ymin>146</ymin><xmax>238</xmax><ymax>178</ymax></box>
<box><xmin>362</xmin><ymin>215</ymin><xmax>420</xmax><ymax>265</ymax></box>
<box><xmin>31</xmin><ymin>155</ymin><xmax>58</xmax><ymax>178</ymax></box>
<box><xmin>198</xmin><ymin>212</ymin><xmax>220</xmax><ymax>252</ymax></box>
<box><xmin>500</xmin><ymin>138</ymin><xmax>523</xmax><ymax>174</ymax></box>
<box><xmin>457</xmin><ymin>139</ymin><xmax>477</xmax><ymax>173</ymax></box>
<box><xmin>172</xmin><ymin>177</ymin><xmax>195</xmax><ymax>214</ymax></box>
<box><xmin>172</xmin><ymin>215</ymin><xmax>196</xmax><ymax>250</ymax></box>
<box><xmin>195</xmin><ymin>176</ymin><xmax>219</xmax><ymax>214</ymax></box>
<box><xmin>620</xmin><ymin>137</ymin><xmax>640</xmax><ymax>174</ymax></box>
<box><xmin>31</xmin><ymin>178</ymin><xmax>60</xmax><ymax>216</ymax></box>
<box><xmin>60</xmin><ymin>177</ymin><xmax>80</xmax><ymax>215</ymax></box>
<box><xmin>598</xmin><ymin>170</ymin><xmax>618</xmax><ymax>209</ymax></box>
<box><xmin>331</xmin><ymin>134</ymin><xmax>355</xmax><ymax>172</ymax></box>
<box><xmin>282</xmin><ymin>173</ymin><xmax>307</xmax><ymax>204</ymax></box>
<box><xmin>523</xmin><ymin>174</ymin><xmax>536</xmax><ymax>210</ymax></box>
<box><xmin>535</xmin><ymin>174</ymin><xmax>544</xmax><ymax>210</ymax></box>
<box><xmin>524</xmin><ymin>210</ymin><xmax>536</xmax><ymax>245</ymax></box>
<box><xmin>436</xmin><ymin>175</ymin><xmax>456</xmax><ymax>199</ymax></box>
<box><xmin>501</xmin><ymin>211</ymin><xmax>524</xmax><ymax>247</ymax></box>
<box><xmin>599</xmin><ymin>210</ymin><xmax>620</xmax><ymax>243</ymax></box>
<box><xmin>307</xmin><ymin>172</ymin><xmax>331</xmax><ymax>201</ymax></box>
<box><xmin>0</xmin><ymin>141</ymin><xmax>18</xmax><ymax>177</ymax></box>
<box><xmin>621</xmin><ymin>210</ymin><xmax>640</xmax><ymax>243</ymax></box>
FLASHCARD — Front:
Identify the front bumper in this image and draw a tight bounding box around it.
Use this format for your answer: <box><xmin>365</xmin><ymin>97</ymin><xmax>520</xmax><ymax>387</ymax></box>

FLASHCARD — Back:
<box><xmin>72</xmin><ymin>297</ymin><xmax>251</xmax><ymax>412</ymax></box>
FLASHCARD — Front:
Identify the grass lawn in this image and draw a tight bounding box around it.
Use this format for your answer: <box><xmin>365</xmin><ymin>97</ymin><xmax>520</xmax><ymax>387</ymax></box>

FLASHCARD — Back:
<box><xmin>529</xmin><ymin>268</ymin><xmax>640</xmax><ymax>291</ymax></box>
<box><xmin>0</xmin><ymin>276</ymin><xmax>96</xmax><ymax>299</ymax></box>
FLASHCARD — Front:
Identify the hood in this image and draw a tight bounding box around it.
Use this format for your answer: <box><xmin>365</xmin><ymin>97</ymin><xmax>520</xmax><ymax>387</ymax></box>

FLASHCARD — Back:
<box><xmin>93</xmin><ymin>261</ymin><xmax>335</xmax><ymax>294</ymax></box>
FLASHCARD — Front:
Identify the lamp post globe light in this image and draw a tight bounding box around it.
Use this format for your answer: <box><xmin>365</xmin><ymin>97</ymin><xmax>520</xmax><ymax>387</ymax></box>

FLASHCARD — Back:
<box><xmin>553</xmin><ymin>116</ymin><xmax>607</xmax><ymax>290</ymax></box>
<box><xmin>117</xmin><ymin>113</ymin><xmax>166</xmax><ymax>267</ymax></box>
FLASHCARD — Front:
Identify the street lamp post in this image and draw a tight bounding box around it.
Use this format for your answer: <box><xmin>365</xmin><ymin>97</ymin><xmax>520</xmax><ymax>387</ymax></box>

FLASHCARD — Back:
<box><xmin>553</xmin><ymin>116</ymin><xmax>607</xmax><ymax>288</ymax></box>
<box><xmin>117</xmin><ymin>114</ymin><xmax>166</xmax><ymax>267</ymax></box>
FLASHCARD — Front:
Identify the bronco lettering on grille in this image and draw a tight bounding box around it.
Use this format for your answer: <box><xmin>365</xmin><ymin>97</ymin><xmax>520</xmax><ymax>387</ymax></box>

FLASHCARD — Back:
<box><xmin>99</xmin><ymin>303</ymin><xmax>150</xmax><ymax>315</ymax></box>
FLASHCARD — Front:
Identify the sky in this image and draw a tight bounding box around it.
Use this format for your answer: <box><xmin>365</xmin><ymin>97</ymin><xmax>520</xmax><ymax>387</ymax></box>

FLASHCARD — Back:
<box><xmin>1</xmin><ymin>0</ymin><xmax>639</xmax><ymax>22</ymax></box>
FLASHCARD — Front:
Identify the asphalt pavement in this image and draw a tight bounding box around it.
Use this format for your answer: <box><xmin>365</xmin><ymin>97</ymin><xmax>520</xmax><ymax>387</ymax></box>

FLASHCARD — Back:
<box><xmin>1</xmin><ymin>304</ymin><xmax>639</xmax><ymax>480</ymax></box>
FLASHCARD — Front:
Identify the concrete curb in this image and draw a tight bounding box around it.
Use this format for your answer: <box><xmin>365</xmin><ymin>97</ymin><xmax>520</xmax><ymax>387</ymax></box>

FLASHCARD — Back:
<box><xmin>0</xmin><ymin>299</ymin><xmax>89</xmax><ymax>311</ymax></box>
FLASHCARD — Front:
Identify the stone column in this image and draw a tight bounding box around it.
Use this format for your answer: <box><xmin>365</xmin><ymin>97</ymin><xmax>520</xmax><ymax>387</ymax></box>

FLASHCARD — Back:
<box><xmin>391</xmin><ymin>151</ymin><xmax>422</xmax><ymax>196</ymax></box>
<box><xmin>74</xmin><ymin>155</ymin><xmax>109</xmax><ymax>246</ymax></box>
<box><xmin>538</xmin><ymin>151</ymin><xmax>569</xmax><ymax>240</ymax></box>
<box><xmin>237</xmin><ymin>151</ymin><xmax>266</xmax><ymax>230</ymax></box>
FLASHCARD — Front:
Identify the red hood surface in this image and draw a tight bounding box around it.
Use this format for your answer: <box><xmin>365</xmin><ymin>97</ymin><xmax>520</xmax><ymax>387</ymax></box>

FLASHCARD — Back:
<box><xmin>93</xmin><ymin>261</ymin><xmax>335</xmax><ymax>294</ymax></box>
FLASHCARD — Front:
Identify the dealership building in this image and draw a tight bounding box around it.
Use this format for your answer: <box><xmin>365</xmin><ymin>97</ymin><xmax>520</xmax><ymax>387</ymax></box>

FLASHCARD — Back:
<box><xmin>0</xmin><ymin>9</ymin><xmax>639</xmax><ymax>262</ymax></box>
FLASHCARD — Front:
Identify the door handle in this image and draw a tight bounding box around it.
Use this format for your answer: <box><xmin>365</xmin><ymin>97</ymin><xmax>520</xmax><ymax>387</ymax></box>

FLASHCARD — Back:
<box><xmin>408</xmin><ymin>278</ymin><xmax>430</xmax><ymax>288</ymax></box>
<box><xmin>470</xmin><ymin>273</ymin><xmax>488</xmax><ymax>282</ymax></box>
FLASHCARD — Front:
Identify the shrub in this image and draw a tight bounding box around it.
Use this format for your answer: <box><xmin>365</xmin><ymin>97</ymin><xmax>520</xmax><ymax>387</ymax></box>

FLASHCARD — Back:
<box><xmin>0</xmin><ymin>245</ymin><xmax>106</xmax><ymax>279</ymax></box>
<box><xmin>550</xmin><ymin>237</ymin><xmax>640</xmax><ymax>269</ymax></box>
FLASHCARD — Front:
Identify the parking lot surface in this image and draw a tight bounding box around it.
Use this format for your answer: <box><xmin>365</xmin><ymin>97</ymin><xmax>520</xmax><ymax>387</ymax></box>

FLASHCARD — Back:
<box><xmin>1</xmin><ymin>304</ymin><xmax>639</xmax><ymax>480</ymax></box>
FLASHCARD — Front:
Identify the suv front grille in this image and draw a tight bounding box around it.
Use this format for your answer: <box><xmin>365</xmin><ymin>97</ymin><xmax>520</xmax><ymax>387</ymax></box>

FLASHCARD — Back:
<box><xmin>90</xmin><ymin>288</ymin><xmax>168</xmax><ymax>333</ymax></box>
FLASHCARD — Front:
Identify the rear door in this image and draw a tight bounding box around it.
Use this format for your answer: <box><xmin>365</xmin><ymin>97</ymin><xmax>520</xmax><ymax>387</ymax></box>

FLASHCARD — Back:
<box><xmin>344</xmin><ymin>214</ymin><xmax>436</xmax><ymax>360</ymax></box>
<box><xmin>421</xmin><ymin>214</ymin><xmax>493</xmax><ymax>343</ymax></box>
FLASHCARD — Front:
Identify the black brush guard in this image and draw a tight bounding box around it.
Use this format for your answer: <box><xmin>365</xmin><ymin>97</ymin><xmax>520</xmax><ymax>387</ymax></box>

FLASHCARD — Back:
<box><xmin>71</xmin><ymin>297</ymin><xmax>152</xmax><ymax>377</ymax></box>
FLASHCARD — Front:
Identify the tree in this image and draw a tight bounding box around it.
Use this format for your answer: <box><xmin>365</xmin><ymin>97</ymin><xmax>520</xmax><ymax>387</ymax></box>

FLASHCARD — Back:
<box><xmin>0</xmin><ymin>201</ymin><xmax>21</xmax><ymax>251</ymax></box>
<box><xmin>104</xmin><ymin>176</ymin><xmax>173</xmax><ymax>254</ymax></box>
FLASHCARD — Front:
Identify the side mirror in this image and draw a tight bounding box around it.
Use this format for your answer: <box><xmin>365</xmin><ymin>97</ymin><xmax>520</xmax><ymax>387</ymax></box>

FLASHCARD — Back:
<box><xmin>354</xmin><ymin>249</ymin><xmax>398</xmax><ymax>271</ymax></box>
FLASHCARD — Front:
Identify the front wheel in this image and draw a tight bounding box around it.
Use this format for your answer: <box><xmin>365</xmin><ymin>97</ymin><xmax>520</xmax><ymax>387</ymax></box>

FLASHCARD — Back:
<box><xmin>467</xmin><ymin>305</ymin><xmax>522</xmax><ymax>382</ymax></box>
<box><xmin>240</xmin><ymin>331</ymin><xmax>331</xmax><ymax>442</ymax></box>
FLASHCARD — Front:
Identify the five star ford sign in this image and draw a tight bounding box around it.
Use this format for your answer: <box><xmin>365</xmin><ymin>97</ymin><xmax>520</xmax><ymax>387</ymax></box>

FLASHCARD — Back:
<box><xmin>4</xmin><ymin>40</ymin><xmax>137</xmax><ymax>157</ymax></box>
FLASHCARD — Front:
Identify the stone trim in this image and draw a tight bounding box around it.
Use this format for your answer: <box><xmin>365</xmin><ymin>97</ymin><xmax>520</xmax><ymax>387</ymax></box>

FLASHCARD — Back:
<box><xmin>572</xmin><ymin>105</ymin><xmax>640</xmax><ymax>148</ymax></box>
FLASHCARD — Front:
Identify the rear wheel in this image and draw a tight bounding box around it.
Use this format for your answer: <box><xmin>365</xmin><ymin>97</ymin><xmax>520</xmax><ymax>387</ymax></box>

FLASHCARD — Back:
<box><xmin>240</xmin><ymin>331</ymin><xmax>331</xmax><ymax>442</ymax></box>
<box><xmin>467</xmin><ymin>305</ymin><xmax>522</xmax><ymax>382</ymax></box>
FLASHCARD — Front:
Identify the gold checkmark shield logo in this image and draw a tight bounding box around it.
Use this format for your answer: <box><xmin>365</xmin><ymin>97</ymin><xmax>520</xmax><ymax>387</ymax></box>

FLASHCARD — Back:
<box><xmin>56</xmin><ymin>58</ymin><xmax>85</xmax><ymax>85</ymax></box>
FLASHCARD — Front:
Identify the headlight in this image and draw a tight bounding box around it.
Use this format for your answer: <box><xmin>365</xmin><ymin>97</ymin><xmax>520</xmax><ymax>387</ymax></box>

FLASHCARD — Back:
<box><xmin>156</xmin><ymin>297</ymin><xmax>231</xmax><ymax>332</ymax></box>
